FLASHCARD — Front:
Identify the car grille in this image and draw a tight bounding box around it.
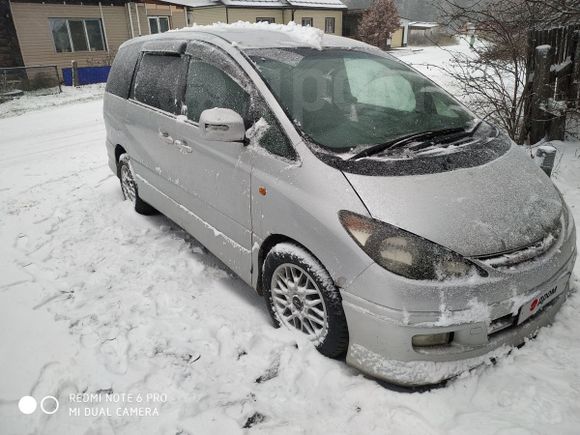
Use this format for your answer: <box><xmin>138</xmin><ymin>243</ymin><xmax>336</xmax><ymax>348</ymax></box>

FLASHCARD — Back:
<box><xmin>475</xmin><ymin>217</ymin><xmax>562</xmax><ymax>269</ymax></box>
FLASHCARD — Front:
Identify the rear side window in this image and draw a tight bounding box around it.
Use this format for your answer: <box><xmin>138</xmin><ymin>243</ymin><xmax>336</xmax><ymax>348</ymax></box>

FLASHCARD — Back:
<box><xmin>132</xmin><ymin>53</ymin><xmax>186</xmax><ymax>114</ymax></box>
<box><xmin>105</xmin><ymin>43</ymin><xmax>143</xmax><ymax>98</ymax></box>
<box><xmin>185</xmin><ymin>60</ymin><xmax>250</xmax><ymax>123</ymax></box>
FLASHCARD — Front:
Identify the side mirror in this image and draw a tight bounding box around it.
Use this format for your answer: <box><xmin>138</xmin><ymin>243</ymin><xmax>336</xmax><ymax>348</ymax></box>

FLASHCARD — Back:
<box><xmin>199</xmin><ymin>108</ymin><xmax>245</xmax><ymax>143</ymax></box>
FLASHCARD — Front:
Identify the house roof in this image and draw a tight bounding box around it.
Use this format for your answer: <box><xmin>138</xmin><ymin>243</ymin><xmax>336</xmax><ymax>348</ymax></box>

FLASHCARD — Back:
<box><xmin>157</xmin><ymin>0</ymin><xmax>346</xmax><ymax>9</ymax></box>
<box><xmin>407</xmin><ymin>21</ymin><xmax>439</xmax><ymax>29</ymax></box>
<box><xmin>339</xmin><ymin>0</ymin><xmax>370</xmax><ymax>11</ymax></box>
<box><xmin>286</xmin><ymin>0</ymin><xmax>346</xmax><ymax>9</ymax></box>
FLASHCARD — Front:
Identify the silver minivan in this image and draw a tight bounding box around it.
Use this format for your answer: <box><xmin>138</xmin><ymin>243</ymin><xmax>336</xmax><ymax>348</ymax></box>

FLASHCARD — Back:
<box><xmin>103</xmin><ymin>26</ymin><xmax>576</xmax><ymax>385</ymax></box>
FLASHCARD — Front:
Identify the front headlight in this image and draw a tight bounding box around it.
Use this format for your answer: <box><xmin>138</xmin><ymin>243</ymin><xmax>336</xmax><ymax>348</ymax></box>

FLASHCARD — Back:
<box><xmin>339</xmin><ymin>211</ymin><xmax>486</xmax><ymax>281</ymax></box>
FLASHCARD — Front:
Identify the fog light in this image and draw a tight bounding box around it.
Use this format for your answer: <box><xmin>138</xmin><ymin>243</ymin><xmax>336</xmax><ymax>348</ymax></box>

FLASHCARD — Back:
<box><xmin>412</xmin><ymin>332</ymin><xmax>452</xmax><ymax>347</ymax></box>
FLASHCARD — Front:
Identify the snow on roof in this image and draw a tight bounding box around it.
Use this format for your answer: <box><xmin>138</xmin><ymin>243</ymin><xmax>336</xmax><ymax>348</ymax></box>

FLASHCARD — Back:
<box><xmin>407</xmin><ymin>21</ymin><xmax>439</xmax><ymax>29</ymax></box>
<box><xmin>286</xmin><ymin>0</ymin><xmax>347</xmax><ymax>8</ymax></box>
<box><xmin>160</xmin><ymin>0</ymin><xmax>345</xmax><ymax>8</ymax></box>
<box><xmin>399</xmin><ymin>18</ymin><xmax>439</xmax><ymax>29</ymax></box>
<box><xmin>169</xmin><ymin>21</ymin><xmax>372</xmax><ymax>50</ymax></box>
<box><xmin>157</xmin><ymin>0</ymin><xmax>220</xmax><ymax>7</ymax></box>
<box><xmin>173</xmin><ymin>21</ymin><xmax>325</xmax><ymax>49</ymax></box>
<box><xmin>221</xmin><ymin>0</ymin><xmax>287</xmax><ymax>6</ymax></box>
<box><xmin>339</xmin><ymin>0</ymin><xmax>371</xmax><ymax>10</ymax></box>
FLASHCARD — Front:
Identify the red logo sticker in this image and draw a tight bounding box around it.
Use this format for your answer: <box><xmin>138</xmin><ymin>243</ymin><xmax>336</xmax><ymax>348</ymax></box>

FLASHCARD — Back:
<box><xmin>530</xmin><ymin>298</ymin><xmax>539</xmax><ymax>311</ymax></box>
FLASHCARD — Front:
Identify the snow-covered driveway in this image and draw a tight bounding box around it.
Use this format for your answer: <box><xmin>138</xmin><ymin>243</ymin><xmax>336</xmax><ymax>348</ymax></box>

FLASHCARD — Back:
<box><xmin>1</xmin><ymin>96</ymin><xmax>580</xmax><ymax>434</ymax></box>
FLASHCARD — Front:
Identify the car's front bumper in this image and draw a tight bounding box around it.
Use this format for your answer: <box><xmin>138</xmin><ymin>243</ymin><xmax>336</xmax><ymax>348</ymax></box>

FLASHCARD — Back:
<box><xmin>341</xmin><ymin>249</ymin><xmax>576</xmax><ymax>386</ymax></box>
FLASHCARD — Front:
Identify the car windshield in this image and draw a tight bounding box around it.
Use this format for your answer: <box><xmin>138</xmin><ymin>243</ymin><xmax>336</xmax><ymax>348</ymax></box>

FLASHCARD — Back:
<box><xmin>246</xmin><ymin>47</ymin><xmax>477</xmax><ymax>153</ymax></box>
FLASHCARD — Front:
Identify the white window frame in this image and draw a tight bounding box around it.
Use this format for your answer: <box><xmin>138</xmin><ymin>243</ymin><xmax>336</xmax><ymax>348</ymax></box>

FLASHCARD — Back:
<box><xmin>256</xmin><ymin>17</ymin><xmax>276</xmax><ymax>24</ymax></box>
<box><xmin>301</xmin><ymin>17</ymin><xmax>313</xmax><ymax>27</ymax></box>
<box><xmin>325</xmin><ymin>17</ymin><xmax>336</xmax><ymax>34</ymax></box>
<box><xmin>148</xmin><ymin>16</ymin><xmax>171</xmax><ymax>34</ymax></box>
<box><xmin>50</xmin><ymin>18</ymin><xmax>107</xmax><ymax>53</ymax></box>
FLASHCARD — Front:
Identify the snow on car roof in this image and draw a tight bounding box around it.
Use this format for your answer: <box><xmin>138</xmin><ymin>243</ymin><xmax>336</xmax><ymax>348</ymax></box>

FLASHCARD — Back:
<box><xmin>166</xmin><ymin>21</ymin><xmax>372</xmax><ymax>50</ymax></box>
<box><xmin>157</xmin><ymin>0</ymin><xmax>346</xmax><ymax>8</ymax></box>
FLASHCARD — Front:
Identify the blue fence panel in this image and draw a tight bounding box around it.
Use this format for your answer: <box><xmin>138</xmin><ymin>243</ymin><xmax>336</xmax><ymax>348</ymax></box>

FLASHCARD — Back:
<box><xmin>62</xmin><ymin>66</ymin><xmax>111</xmax><ymax>86</ymax></box>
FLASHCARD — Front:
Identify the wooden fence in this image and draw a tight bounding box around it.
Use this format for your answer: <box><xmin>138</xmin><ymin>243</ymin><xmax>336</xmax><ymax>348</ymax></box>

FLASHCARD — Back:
<box><xmin>523</xmin><ymin>24</ymin><xmax>580</xmax><ymax>143</ymax></box>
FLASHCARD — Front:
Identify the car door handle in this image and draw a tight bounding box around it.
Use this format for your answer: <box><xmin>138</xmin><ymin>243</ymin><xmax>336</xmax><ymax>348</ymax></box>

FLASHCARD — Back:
<box><xmin>175</xmin><ymin>139</ymin><xmax>192</xmax><ymax>154</ymax></box>
<box><xmin>159</xmin><ymin>131</ymin><xmax>174</xmax><ymax>144</ymax></box>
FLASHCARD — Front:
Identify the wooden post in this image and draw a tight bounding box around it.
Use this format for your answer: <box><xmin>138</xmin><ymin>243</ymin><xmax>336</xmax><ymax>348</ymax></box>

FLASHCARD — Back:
<box><xmin>573</xmin><ymin>31</ymin><xmax>580</xmax><ymax>110</ymax></box>
<box><xmin>55</xmin><ymin>65</ymin><xmax>62</xmax><ymax>93</ymax></box>
<box><xmin>519</xmin><ymin>30</ymin><xmax>536</xmax><ymax>143</ymax></box>
<box><xmin>71</xmin><ymin>60</ymin><xmax>79</xmax><ymax>87</ymax></box>
<box><xmin>530</xmin><ymin>45</ymin><xmax>554</xmax><ymax>143</ymax></box>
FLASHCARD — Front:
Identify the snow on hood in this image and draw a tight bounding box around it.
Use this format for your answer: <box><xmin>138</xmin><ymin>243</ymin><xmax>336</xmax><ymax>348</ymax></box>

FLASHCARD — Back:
<box><xmin>171</xmin><ymin>21</ymin><xmax>324</xmax><ymax>50</ymax></box>
<box><xmin>344</xmin><ymin>145</ymin><xmax>563</xmax><ymax>257</ymax></box>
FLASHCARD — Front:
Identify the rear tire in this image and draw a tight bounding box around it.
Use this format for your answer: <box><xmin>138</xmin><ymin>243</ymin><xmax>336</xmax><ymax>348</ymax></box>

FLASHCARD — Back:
<box><xmin>118</xmin><ymin>153</ymin><xmax>157</xmax><ymax>215</ymax></box>
<box><xmin>262</xmin><ymin>242</ymin><xmax>349</xmax><ymax>358</ymax></box>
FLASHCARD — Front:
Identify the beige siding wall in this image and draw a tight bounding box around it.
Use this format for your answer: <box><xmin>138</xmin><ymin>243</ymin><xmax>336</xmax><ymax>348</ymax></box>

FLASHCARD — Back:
<box><xmin>188</xmin><ymin>7</ymin><xmax>342</xmax><ymax>34</ymax></box>
<box><xmin>282</xmin><ymin>9</ymin><xmax>292</xmax><ymax>24</ymax></box>
<box><xmin>189</xmin><ymin>6</ymin><xmax>227</xmax><ymax>25</ymax></box>
<box><xmin>10</xmin><ymin>2</ymin><xmax>131</xmax><ymax>75</ymax></box>
<box><xmin>137</xmin><ymin>4</ymin><xmax>149</xmax><ymax>36</ymax></box>
<box><xmin>227</xmin><ymin>8</ymin><xmax>284</xmax><ymax>24</ymax></box>
<box><xmin>145</xmin><ymin>3</ymin><xmax>187</xmax><ymax>31</ymax></box>
<box><xmin>291</xmin><ymin>10</ymin><xmax>342</xmax><ymax>35</ymax></box>
<box><xmin>391</xmin><ymin>27</ymin><xmax>403</xmax><ymax>47</ymax></box>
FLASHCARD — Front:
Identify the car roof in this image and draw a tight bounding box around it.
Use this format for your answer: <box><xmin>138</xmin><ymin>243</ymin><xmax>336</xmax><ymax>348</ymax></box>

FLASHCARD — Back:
<box><xmin>124</xmin><ymin>23</ymin><xmax>374</xmax><ymax>51</ymax></box>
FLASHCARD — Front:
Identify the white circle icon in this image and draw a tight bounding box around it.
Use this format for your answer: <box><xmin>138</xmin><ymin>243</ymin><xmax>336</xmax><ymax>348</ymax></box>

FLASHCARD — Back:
<box><xmin>18</xmin><ymin>396</ymin><xmax>37</xmax><ymax>414</ymax></box>
<box><xmin>40</xmin><ymin>396</ymin><xmax>59</xmax><ymax>415</ymax></box>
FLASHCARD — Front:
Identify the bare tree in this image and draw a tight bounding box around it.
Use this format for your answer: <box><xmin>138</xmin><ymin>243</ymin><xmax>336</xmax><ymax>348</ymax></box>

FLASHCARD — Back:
<box><xmin>437</xmin><ymin>0</ymin><xmax>579</xmax><ymax>142</ymax></box>
<box><xmin>526</xmin><ymin>0</ymin><xmax>580</xmax><ymax>25</ymax></box>
<box><xmin>435</xmin><ymin>0</ymin><xmax>546</xmax><ymax>141</ymax></box>
<box><xmin>357</xmin><ymin>0</ymin><xmax>400</xmax><ymax>50</ymax></box>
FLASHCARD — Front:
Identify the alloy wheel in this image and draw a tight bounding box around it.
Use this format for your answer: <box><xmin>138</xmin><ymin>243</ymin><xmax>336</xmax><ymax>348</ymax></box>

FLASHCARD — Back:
<box><xmin>270</xmin><ymin>263</ymin><xmax>329</xmax><ymax>344</ymax></box>
<box><xmin>120</xmin><ymin>164</ymin><xmax>137</xmax><ymax>204</ymax></box>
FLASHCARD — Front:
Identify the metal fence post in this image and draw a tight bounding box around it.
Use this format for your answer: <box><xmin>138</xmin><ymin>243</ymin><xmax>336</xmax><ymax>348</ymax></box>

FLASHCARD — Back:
<box><xmin>72</xmin><ymin>60</ymin><xmax>79</xmax><ymax>87</ymax></box>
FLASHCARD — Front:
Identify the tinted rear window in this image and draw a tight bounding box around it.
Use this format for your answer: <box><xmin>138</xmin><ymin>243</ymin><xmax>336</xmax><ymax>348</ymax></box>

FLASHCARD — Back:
<box><xmin>105</xmin><ymin>43</ymin><xmax>142</xmax><ymax>98</ymax></box>
<box><xmin>132</xmin><ymin>53</ymin><xmax>186</xmax><ymax>114</ymax></box>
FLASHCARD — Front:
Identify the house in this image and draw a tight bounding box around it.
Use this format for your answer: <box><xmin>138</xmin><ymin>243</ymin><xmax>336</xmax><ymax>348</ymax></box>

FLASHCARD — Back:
<box><xmin>0</xmin><ymin>0</ymin><xmax>345</xmax><ymax>86</ymax></box>
<box><xmin>181</xmin><ymin>0</ymin><xmax>345</xmax><ymax>35</ymax></box>
<box><xmin>341</xmin><ymin>0</ymin><xmax>437</xmax><ymax>48</ymax></box>
<box><xmin>4</xmin><ymin>0</ymin><xmax>190</xmax><ymax>82</ymax></box>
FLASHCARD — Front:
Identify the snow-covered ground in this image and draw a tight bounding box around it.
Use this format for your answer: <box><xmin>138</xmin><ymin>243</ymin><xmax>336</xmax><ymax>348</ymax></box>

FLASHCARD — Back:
<box><xmin>1</xmin><ymin>45</ymin><xmax>580</xmax><ymax>434</ymax></box>
<box><xmin>0</xmin><ymin>84</ymin><xmax>104</xmax><ymax>119</ymax></box>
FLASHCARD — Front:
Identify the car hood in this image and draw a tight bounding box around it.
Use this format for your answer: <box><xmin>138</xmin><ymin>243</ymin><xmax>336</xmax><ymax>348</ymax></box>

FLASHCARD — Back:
<box><xmin>343</xmin><ymin>145</ymin><xmax>563</xmax><ymax>257</ymax></box>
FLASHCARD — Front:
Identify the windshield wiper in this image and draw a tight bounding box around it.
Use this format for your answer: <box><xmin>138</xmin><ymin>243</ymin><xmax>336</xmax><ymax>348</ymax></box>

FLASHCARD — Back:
<box><xmin>348</xmin><ymin>127</ymin><xmax>470</xmax><ymax>161</ymax></box>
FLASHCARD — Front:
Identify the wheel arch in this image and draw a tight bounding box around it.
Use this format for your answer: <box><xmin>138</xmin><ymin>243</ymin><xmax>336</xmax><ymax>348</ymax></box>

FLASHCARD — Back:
<box><xmin>114</xmin><ymin>144</ymin><xmax>127</xmax><ymax>177</ymax></box>
<box><xmin>256</xmin><ymin>234</ymin><xmax>333</xmax><ymax>295</ymax></box>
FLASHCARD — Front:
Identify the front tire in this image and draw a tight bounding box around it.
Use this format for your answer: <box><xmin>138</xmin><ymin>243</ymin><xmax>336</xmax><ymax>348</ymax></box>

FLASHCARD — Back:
<box><xmin>118</xmin><ymin>153</ymin><xmax>157</xmax><ymax>215</ymax></box>
<box><xmin>262</xmin><ymin>242</ymin><xmax>349</xmax><ymax>358</ymax></box>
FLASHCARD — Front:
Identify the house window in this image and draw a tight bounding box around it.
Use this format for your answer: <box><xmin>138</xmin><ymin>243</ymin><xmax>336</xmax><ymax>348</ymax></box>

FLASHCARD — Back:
<box><xmin>49</xmin><ymin>18</ymin><xmax>106</xmax><ymax>53</ymax></box>
<box><xmin>148</xmin><ymin>16</ymin><xmax>170</xmax><ymax>34</ymax></box>
<box><xmin>325</xmin><ymin>17</ymin><xmax>335</xmax><ymax>33</ymax></box>
<box><xmin>301</xmin><ymin>17</ymin><xmax>313</xmax><ymax>27</ymax></box>
<box><xmin>256</xmin><ymin>17</ymin><xmax>275</xmax><ymax>23</ymax></box>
